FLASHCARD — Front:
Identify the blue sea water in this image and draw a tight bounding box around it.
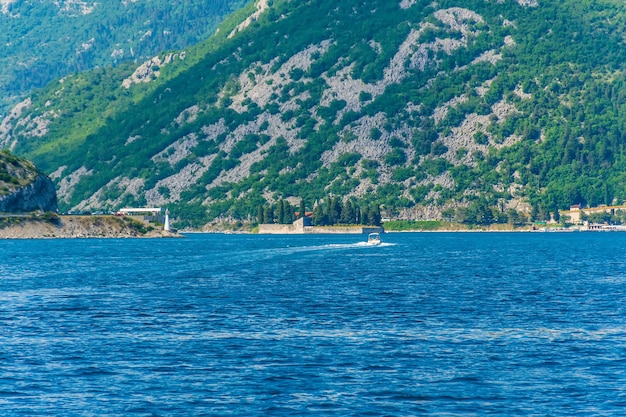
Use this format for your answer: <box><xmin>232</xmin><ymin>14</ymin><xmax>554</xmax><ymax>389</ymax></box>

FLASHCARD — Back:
<box><xmin>1</xmin><ymin>232</ymin><xmax>626</xmax><ymax>416</ymax></box>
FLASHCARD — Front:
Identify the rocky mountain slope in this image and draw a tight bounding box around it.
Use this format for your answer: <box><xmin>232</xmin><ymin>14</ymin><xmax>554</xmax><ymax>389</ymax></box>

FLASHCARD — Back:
<box><xmin>0</xmin><ymin>0</ymin><xmax>247</xmax><ymax>116</ymax></box>
<box><xmin>0</xmin><ymin>150</ymin><xmax>57</xmax><ymax>213</ymax></box>
<box><xmin>3</xmin><ymin>0</ymin><xmax>626</xmax><ymax>227</ymax></box>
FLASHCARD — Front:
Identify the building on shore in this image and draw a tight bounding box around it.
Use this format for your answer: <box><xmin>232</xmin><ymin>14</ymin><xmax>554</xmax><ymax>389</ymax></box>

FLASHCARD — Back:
<box><xmin>258</xmin><ymin>216</ymin><xmax>384</xmax><ymax>234</ymax></box>
<box><xmin>560</xmin><ymin>204</ymin><xmax>626</xmax><ymax>224</ymax></box>
<box><xmin>117</xmin><ymin>207</ymin><xmax>169</xmax><ymax>229</ymax></box>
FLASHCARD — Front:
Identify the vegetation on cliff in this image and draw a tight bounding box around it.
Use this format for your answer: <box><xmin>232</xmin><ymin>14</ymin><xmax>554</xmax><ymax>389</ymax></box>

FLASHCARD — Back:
<box><xmin>0</xmin><ymin>150</ymin><xmax>37</xmax><ymax>195</ymax></box>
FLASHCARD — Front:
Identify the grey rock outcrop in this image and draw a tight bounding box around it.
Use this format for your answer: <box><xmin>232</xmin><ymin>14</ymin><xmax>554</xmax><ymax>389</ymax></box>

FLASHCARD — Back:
<box><xmin>1</xmin><ymin>150</ymin><xmax>58</xmax><ymax>213</ymax></box>
<box><xmin>0</xmin><ymin>173</ymin><xmax>58</xmax><ymax>213</ymax></box>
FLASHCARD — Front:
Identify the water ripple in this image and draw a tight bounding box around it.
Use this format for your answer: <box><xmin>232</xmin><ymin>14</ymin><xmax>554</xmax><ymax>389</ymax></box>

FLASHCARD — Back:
<box><xmin>1</xmin><ymin>233</ymin><xmax>626</xmax><ymax>415</ymax></box>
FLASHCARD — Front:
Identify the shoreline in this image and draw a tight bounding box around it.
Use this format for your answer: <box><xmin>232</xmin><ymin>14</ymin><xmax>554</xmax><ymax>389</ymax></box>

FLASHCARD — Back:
<box><xmin>0</xmin><ymin>215</ymin><xmax>183</xmax><ymax>239</ymax></box>
<box><xmin>1</xmin><ymin>216</ymin><xmax>592</xmax><ymax>238</ymax></box>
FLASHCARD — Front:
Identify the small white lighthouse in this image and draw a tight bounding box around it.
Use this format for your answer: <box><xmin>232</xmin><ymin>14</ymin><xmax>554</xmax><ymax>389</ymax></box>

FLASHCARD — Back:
<box><xmin>164</xmin><ymin>208</ymin><xmax>171</xmax><ymax>232</ymax></box>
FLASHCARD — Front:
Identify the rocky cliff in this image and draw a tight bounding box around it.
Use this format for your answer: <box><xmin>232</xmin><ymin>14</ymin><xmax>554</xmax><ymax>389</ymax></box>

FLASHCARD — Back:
<box><xmin>0</xmin><ymin>151</ymin><xmax>58</xmax><ymax>213</ymax></box>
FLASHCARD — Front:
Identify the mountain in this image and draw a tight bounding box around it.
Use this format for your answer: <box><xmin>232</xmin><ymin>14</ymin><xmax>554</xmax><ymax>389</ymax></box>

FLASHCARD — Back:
<box><xmin>0</xmin><ymin>0</ymin><xmax>247</xmax><ymax>116</ymax></box>
<box><xmin>0</xmin><ymin>150</ymin><xmax>57</xmax><ymax>213</ymax></box>
<box><xmin>3</xmin><ymin>0</ymin><xmax>626</xmax><ymax>228</ymax></box>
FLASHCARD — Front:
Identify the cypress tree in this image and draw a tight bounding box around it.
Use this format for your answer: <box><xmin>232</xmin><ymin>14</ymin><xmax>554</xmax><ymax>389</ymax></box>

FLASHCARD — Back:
<box><xmin>330</xmin><ymin>197</ymin><xmax>342</xmax><ymax>225</ymax></box>
<box><xmin>312</xmin><ymin>204</ymin><xmax>324</xmax><ymax>225</ymax></box>
<box><xmin>284</xmin><ymin>201</ymin><xmax>294</xmax><ymax>223</ymax></box>
<box><xmin>361</xmin><ymin>207</ymin><xmax>369</xmax><ymax>225</ymax></box>
<box><xmin>257</xmin><ymin>204</ymin><xmax>264</xmax><ymax>224</ymax></box>
<box><xmin>341</xmin><ymin>200</ymin><xmax>355</xmax><ymax>224</ymax></box>
<box><xmin>299</xmin><ymin>198</ymin><xmax>306</xmax><ymax>219</ymax></box>
<box><xmin>277</xmin><ymin>200</ymin><xmax>285</xmax><ymax>224</ymax></box>
<box><xmin>371</xmin><ymin>204</ymin><xmax>382</xmax><ymax>226</ymax></box>
<box><xmin>264</xmin><ymin>205</ymin><xmax>275</xmax><ymax>224</ymax></box>
<box><xmin>323</xmin><ymin>196</ymin><xmax>332</xmax><ymax>224</ymax></box>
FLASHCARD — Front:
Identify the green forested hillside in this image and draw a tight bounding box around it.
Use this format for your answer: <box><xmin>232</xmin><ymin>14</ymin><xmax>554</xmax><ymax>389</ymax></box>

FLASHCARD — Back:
<box><xmin>4</xmin><ymin>0</ymin><xmax>626</xmax><ymax>228</ymax></box>
<box><xmin>0</xmin><ymin>0</ymin><xmax>247</xmax><ymax>116</ymax></box>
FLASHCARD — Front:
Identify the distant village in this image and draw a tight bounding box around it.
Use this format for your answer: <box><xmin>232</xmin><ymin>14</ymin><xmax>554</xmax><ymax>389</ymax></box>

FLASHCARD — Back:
<box><xmin>557</xmin><ymin>204</ymin><xmax>626</xmax><ymax>231</ymax></box>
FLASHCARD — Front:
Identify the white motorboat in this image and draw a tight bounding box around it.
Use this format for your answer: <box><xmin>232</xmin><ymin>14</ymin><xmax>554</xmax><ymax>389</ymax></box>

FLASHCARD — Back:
<box><xmin>367</xmin><ymin>232</ymin><xmax>381</xmax><ymax>245</ymax></box>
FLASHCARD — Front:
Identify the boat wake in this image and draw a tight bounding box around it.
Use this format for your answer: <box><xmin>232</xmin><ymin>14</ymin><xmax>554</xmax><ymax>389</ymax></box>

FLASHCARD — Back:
<box><xmin>295</xmin><ymin>241</ymin><xmax>396</xmax><ymax>252</ymax></box>
<box><xmin>228</xmin><ymin>240</ymin><xmax>396</xmax><ymax>266</ymax></box>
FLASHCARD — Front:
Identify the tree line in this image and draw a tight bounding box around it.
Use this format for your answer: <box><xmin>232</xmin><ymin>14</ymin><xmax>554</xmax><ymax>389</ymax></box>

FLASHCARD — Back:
<box><xmin>257</xmin><ymin>196</ymin><xmax>382</xmax><ymax>226</ymax></box>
